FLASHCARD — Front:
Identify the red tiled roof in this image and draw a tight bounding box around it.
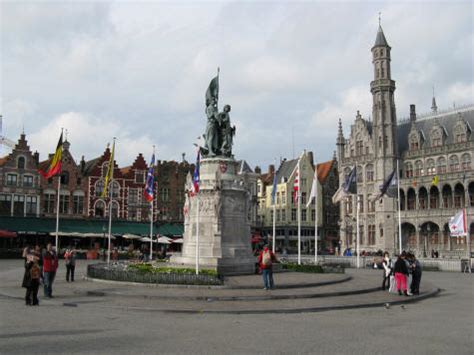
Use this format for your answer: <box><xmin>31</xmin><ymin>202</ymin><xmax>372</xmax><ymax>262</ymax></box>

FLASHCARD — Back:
<box><xmin>120</xmin><ymin>166</ymin><xmax>131</xmax><ymax>175</ymax></box>
<box><xmin>316</xmin><ymin>160</ymin><xmax>334</xmax><ymax>184</ymax></box>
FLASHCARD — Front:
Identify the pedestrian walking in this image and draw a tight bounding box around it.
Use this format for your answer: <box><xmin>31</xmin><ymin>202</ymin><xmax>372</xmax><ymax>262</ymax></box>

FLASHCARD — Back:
<box><xmin>393</xmin><ymin>252</ymin><xmax>410</xmax><ymax>296</ymax></box>
<box><xmin>409</xmin><ymin>254</ymin><xmax>422</xmax><ymax>295</ymax></box>
<box><xmin>258</xmin><ymin>244</ymin><xmax>277</xmax><ymax>290</ymax></box>
<box><xmin>381</xmin><ymin>251</ymin><xmax>392</xmax><ymax>290</ymax></box>
<box><xmin>42</xmin><ymin>242</ymin><xmax>58</xmax><ymax>298</ymax></box>
<box><xmin>22</xmin><ymin>253</ymin><xmax>41</xmax><ymax>306</ymax></box>
<box><xmin>64</xmin><ymin>246</ymin><xmax>76</xmax><ymax>282</ymax></box>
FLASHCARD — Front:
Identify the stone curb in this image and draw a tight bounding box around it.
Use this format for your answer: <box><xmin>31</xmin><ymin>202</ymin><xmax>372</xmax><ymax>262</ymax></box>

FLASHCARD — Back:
<box><xmin>104</xmin><ymin>288</ymin><xmax>440</xmax><ymax>315</ymax></box>
<box><xmin>81</xmin><ymin>284</ymin><xmax>378</xmax><ymax>302</ymax></box>
<box><xmin>84</xmin><ymin>274</ymin><xmax>352</xmax><ymax>290</ymax></box>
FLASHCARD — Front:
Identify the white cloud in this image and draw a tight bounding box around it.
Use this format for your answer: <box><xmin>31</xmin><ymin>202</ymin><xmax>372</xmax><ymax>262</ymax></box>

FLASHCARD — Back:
<box><xmin>28</xmin><ymin>112</ymin><xmax>161</xmax><ymax>166</ymax></box>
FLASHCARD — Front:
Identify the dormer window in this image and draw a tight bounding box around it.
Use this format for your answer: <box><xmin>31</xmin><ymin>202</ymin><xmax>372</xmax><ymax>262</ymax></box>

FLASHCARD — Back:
<box><xmin>430</xmin><ymin>127</ymin><xmax>444</xmax><ymax>147</ymax></box>
<box><xmin>17</xmin><ymin>156</ymin><xmax>26</xmax><ymax>169</ymax></box>
<box><xmin>456</xmin><ymin>133</ymin><xmax>466</xmax><ymax>143</ymax></box>
<box><xmin>135</xmin><ymin>171</ymin><xmax>145</xmax><ymax>184</ymax></box>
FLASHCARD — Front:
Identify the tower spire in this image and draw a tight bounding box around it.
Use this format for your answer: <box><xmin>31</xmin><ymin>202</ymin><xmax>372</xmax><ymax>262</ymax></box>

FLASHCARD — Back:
<box><xmin>431</xmin><ymin>86</ymin><xmax>438</xmax><ymax>113</ymax></box>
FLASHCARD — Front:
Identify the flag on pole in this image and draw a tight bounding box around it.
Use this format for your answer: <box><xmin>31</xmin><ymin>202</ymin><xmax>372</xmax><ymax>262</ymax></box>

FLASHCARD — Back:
<box><xmin>101</xmin><ymin>141</ymin><xmax>115</xmax><ymax>198</ymax></box>
<box><xmin>332</xmin><ymin>166</ymin><xmax>357</xmax><ymax>203</ymax></box>
<box><xmin>293</xmin><ymin>161</ymin><xmax>300</xmax><ymax>204</ymax></box>
<box><xmin>306</xmin><ymin>165</ymin><xmax>318</xmax><ymax>208</ymax></box>
<box><xmin>39</xmin><ymin>132</ymin><xmax>63</xmax><ymax>178</ymax></box>
<box><xmin>144</xmin><ymin>153</ymin><xmax>155</xmax><ymax>202</ymax></box>
<box><xmin>431</xmin><ymin>175</ymin><xmax>439</xmax><ymax>186</ymax></box>
<box><xmin>191</xmin><ymin>150</ymin><xmax>200</xmax><ymax>196</ymax></box>
<box><xmin>449</xmin><ymin>209</ymin><xmax>467</xmax><ymax>237</ymax></box>
<box><xmin>370</xmin><ymin>169</ymin><xmax>397</xmax><ymax>201</ymax></box>
<box><xmin>271</xmin><ymin>171</ymin><xmax>278</xmax><ymax>205</ymax></box>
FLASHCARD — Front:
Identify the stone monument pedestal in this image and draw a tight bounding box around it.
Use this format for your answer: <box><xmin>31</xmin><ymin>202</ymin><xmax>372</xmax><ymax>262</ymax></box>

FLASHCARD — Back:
<box><xmin>171</xmin><ymin>157</ymin><xmax>255</xmax><ymax>275</ymax></box>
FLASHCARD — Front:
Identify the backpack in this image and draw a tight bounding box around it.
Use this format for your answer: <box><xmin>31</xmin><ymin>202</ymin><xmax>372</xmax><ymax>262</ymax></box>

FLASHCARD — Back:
<box><xmin>31</xmin><ymin>264</ymin><xmax>41</xmax><ymax>280</ymax></box>
<box><xmin>262</xmin><ymin>250</ymin><xmax>272</xmax><ymax>266</ymax></box>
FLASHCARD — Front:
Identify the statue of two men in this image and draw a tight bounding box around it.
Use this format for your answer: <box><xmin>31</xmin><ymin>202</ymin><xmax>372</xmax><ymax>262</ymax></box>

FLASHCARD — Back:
<box><xmin>201</xmin><ymin>74</ymin><xmax>235</xmax><ymax>157</ymax></box>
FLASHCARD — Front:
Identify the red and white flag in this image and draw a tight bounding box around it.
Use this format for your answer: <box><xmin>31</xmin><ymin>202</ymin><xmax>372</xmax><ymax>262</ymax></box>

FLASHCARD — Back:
<box><xmin>293</xmin><ymin>161</ymin><xmax>300</xmax><ymax>204</ymax></box>
<box><xmin>449</xmin><ymin>209</ymin><xmax>467</xmax><ymax>237</ymax></box>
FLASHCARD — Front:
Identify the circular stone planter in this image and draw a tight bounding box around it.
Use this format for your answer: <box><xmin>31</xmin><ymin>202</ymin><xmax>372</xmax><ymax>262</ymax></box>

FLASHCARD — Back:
<box><xmin>87</xmin><ymin>263</ymin><xmax>224</xmax><ymax>286</ymax></box>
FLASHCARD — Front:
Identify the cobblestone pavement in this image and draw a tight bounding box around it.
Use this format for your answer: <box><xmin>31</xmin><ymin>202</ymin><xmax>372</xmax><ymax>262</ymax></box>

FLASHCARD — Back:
<box><xmin>0</xmin><ymin>259</ymin><xmax>472</xmax><ymax>354</ymax></box>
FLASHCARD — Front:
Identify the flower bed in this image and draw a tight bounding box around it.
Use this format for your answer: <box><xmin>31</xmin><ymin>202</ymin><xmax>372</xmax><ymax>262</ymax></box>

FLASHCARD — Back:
<box><xmin>281</xmin><ymin>261</ymin><xmax>344</xmax><ymax>274</ymax></box>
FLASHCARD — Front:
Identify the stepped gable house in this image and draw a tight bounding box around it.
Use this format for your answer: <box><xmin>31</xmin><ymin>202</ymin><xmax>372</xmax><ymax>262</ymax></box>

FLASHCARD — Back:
<box><xmin>0</xmin><ymin>134</ymin><xmax>41</xmax><ymax>217</ymax></box>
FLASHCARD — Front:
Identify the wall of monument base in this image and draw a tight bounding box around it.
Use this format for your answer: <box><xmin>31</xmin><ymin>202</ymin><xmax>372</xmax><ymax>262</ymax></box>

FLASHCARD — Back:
<box><xmin>171</xmin><ymin>254</ymin><xmax>256</xmax><ymax>275</ymax></box>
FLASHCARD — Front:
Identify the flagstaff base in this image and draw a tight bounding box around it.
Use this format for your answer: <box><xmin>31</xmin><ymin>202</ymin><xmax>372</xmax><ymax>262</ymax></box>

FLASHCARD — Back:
<box><xmin>171</xmin><ymin>157</ymin><xmax>255</xmax><ymax>275</ymax></box>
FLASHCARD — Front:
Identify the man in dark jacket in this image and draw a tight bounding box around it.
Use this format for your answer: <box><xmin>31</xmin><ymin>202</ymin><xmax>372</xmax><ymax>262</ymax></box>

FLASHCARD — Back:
<box><xmin>393</xmin><ymin>252</ymin><xmax>409</xmax><ymax>296</ymax></box>
<box><xmin>410</xmin><ymin>254</ymin><xmax>422</xmax><ymax>295</ymax></box>
<box><xmin>42</xmin><ymin>243</ymin><xmax>58</xmax><ymax>298</ymax></box>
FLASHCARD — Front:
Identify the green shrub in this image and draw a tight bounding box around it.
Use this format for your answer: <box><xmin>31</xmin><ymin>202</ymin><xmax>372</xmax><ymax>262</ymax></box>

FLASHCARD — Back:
<box><xmin>282</xmin><ymin>263</ymin><xmax>324</xmax><ymax>273</ymax></box>
<box><xmin>128</xmin><ymin>263</ymin><xmax>218</xmax><ymax>276</ymax></box>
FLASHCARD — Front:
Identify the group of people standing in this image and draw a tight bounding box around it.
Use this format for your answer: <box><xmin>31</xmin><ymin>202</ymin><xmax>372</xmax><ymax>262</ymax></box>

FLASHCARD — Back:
<box><xmin>381</xmin><ymin>251</ymin><xmax>422</xmax><ymax>296</ymax></box>
<box><xmin>21</xmin><ymin>243</ymin><xmax>76</xmax><ymax>306</ymax></box>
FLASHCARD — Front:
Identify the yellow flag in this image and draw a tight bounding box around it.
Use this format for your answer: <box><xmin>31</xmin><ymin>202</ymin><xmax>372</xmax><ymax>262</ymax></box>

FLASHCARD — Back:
<box><xmin>431</xmin><ymin>175</ymin><xmax>439</xmax><ymax>186</ymax></box>
<box><xmin>101</xmin><ymin>141</ymin><xmax>115</xmax><ymax>198</ymax></box>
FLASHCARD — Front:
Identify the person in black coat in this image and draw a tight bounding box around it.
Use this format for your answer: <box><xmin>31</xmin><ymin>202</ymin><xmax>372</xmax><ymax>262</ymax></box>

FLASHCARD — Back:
<box><xmin>22</xmin><ymin>253</ymin><xmax>41</xmax><ymax>306</ymax></box>
<box><xmin>393</xmin><ymin>252</ymin><xmax>409</xmax><ymax>296</ymax></box>
<box><xmin>409</xmin><ymin>254</ymin><xmax>422</xmax><ymax>295</ymax></box>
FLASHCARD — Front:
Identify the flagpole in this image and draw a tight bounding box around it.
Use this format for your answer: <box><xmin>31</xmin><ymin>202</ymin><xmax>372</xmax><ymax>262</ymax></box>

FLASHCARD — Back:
<box><xmin>397</xmin><ymin>159</ymin><xmax>402</xmax><ymax>254</ymax></box>
<box><xmin>150</xmin><ymin>200</ymin><xmax>153</xmax><ymax>261</ymax></box>
<box><xmin>297</xmin><ymin>158</ymin><xmax>301</xmax><ymax>266</ymax></box>
<box><xmin>315</xmin><ymin>167</ymin><xmax>318</xmax><ymax>264</ymax></box>
<box><xmin>149</xmin><ymin>146</ymin><xmax>155</xmax><ymax>262</ymax></box>
<box><xmin>196</xmin><ymin>193</ymin><xmax>200</xmax><ymax>275</ymax></box>
<box><xmin>272</xmin><ymin>203</ymin><xmax>276</xmax><ymax>254</ymax></box>
<box><xmin>107</xmin><ymin>138</ymin><xmax>115</xmax><ymax>265</ymax></box>
<box><xmin>356</xmin><ymin>195</ymin><xmax>360</xmax><ymax>269</ymax></box>
<box><xmin>55</xmin><ymin>174</ymin><xmax>61</xmax><ymax>251</ymax></box>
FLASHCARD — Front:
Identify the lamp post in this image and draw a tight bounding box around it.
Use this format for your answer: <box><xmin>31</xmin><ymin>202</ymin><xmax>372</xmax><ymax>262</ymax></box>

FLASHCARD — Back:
<box><xmin>426</xmin><ymin>224</ymin><xmax>431</xmax><ymax>258</ymax></box>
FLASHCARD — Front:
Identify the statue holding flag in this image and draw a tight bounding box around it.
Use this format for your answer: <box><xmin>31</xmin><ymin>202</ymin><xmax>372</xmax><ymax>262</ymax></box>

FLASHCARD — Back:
<box><xmin>201</xmin><ymin>70</ymin><xmax>236</xmax><ymax>158</ymax></box>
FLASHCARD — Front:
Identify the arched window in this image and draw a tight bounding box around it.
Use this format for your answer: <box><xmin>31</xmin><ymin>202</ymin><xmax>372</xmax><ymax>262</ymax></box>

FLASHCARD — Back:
<box><xmin>461</xmin><ymin>154</ymin><xmax>471</xmax><ymax>170</ymax></box>
<box><xmin>17</xmin><ymin>156</ymin><xmax>26</xmax><ymax>169</ymax></box>
<box><xmin>437</xmin><ymin>157</ymin><xmax>446</xmax><ymax>174</ymax></box>
<box><xmin>415</xmin><ymin>160</ymin><xmax>423</xmax><ymax>176</ymax></box>
<box><xmin>95</xmin><ymin>180</ymin><xmax>104</xmax><ymax>197</ymax></box>
<box><xmin>449</xmin><ymin>155</ymin><xmax>460</xmax><ymax>172</ymax></box>
<box><xmin>366</xmin><ymin>164</ymin><xmax>374</xmax><ymax>182</ymax></box>
<box><xmin>110</xmin><ymin>201</ymin><xmax>120</xmax><ymax>219</ymax></box>
<box><xmin>110</xmin><ymin>181</ymin><xmax>120</xmax><ymax>198</ymax></box>
<box><xmin>427</xmin><ymin>159</ymin><xmax>435</xmax><ymax>175</ymax></box>
<box><xmin>356</xmin><ymin>165</ymin><xmax>363</xmax><ymax>183</ymax></box>
<box><xmin>405</xmin><ymin>162</ymin><xmax>413</xmax><ymax>178</ymax></box>
<box><xmin>94</xmin><ymin>200</ymin><xmax>106</xmax><ymax>218</ymax></box>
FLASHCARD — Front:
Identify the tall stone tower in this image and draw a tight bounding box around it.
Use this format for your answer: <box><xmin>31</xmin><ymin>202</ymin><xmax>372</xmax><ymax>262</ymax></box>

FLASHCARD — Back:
<box><xmin>370</xmin><ymin>25</ymin><xmax>399</xmax><ymax>252</ymax></box>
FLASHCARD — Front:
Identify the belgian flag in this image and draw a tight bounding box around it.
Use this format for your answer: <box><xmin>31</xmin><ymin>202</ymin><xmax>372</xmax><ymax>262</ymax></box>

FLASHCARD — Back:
<box><xmin>39</xmin><ymin>132</ymin><xmax>63</xmax><ymax>179</ymax></box>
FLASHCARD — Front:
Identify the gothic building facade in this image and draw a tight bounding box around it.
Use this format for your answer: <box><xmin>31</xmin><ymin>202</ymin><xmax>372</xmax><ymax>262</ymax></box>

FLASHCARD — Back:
<box><xmin>336</xmin><ymin>25</ymin><xmax>474</xmax><ymax>257</ymax></box>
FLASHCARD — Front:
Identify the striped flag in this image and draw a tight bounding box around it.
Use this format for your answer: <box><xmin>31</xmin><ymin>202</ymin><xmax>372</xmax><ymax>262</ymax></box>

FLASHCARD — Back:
<box><xmin>39</xmin><ymin>132</ymin><xmax>63</xmax><ymax>179</ymax></box>
<box><xmin>101</xmin><ymin>141</ymin><xmax>115</xmax><ymax>198</ymax></box>
<box><xmin>191</xmin><ymin>150</ymin><xmax>200</xmax><ymax>196</ymax></box>
<box><xmin>293</xmin><ymin>161</ymin><xmax>300</xmax><ymax>204</ymax></box>
<box><xmin>143</xmin><ymin>153</ymin><xmax>155</xmax><ymax>202</ymax></box>
<box><xmin>271</xmin><ymin>171</ymin><xmax>278</xmax><ymax>205</ymax></box>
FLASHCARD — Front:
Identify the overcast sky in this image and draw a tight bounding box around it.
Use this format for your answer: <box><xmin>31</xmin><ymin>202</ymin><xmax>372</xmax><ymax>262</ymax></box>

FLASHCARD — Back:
<box><xmin>1</xmin><ymin>0</ymin><xmax>472</xmax><ymax>171</ymax></box>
